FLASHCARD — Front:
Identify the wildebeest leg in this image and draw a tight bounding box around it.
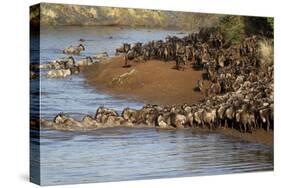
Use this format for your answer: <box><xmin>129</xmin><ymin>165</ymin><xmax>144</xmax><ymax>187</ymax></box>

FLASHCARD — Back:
<box><xmin>247</xmin><ymin>123</ymin><xmax>252</xmax><ymax>133</ymax></box>
<box><xmin>214</xmin><ymin>119</ymin><xmax>219</xmax><ymax>129</ymax></box>
<box><xmin>239</xmin><ymin>123</ymin><xmax>242</xmax><ymax>132</ymax></box>
<box><xmin>227</xmin><ymin>119</ymin><xmax>233</xmax><ymax>129</ymax></box>
<box><xmin>123</xmin><ymin>56</ymin><xmax>130</xmax><ymax>68</ymax></box>
<box><xmin>214</xmin><ymin>120</ymin><xmax>217</xmax><ymax>129</ymax></box>
<box><xmin>176</xmin><ymin>58</ymin><xmax>180</xmax><ymax>70</ymax></box>
<box><xmin>202</xmin><ymin>122</ymin><xmax>205</xmax><ymax>129</ymax></box>
<box><xmin>218</xmin><ymin>120</ymin><xmax>221</xmax><ymax>128</ymax></box>
<box><xmin>256</xmin><ymin>120</ymin><xmax>259</xmax><ymax>129</ymax></box>
<box><xmin>266</xmin><ymin>117</ymin><xmax>270</xmax><ymax>132</ymax></box>
<box><xmin>259</xmin><ymin>120</ymin><xmax>262</xmax><ymax>129</ymax></box>
<box><xmin>253</xmin><ymin>119</ymin><xmax>256</xmax><ymax>130</ymax></box>
<box><xmin>224</xmin><ymin>120</ymin><xmax>227</xmax><ymax>129</ymax></box>
<box><xmin>231</xmin><ymin>120</ymin><xmax>235</xmax><ymax>129</ymax></box>
<box><xmin>124</xmin><ymin>56</ymin><xmax>128</xmax><ymax>67</ymax></box>
<box><xmin>220</xmin><ymin>120</ymin><xmax>224</xmax><ymax>129</ymax></box>
<box><xmin>209</xmin><ymin>122</ymin><xmax>213</xmax><ymax>130</ymax></box>
<box><xmin>243</xmin><ymin>123</ymin><xmax>247</xmax><ymax>133</ymax></box>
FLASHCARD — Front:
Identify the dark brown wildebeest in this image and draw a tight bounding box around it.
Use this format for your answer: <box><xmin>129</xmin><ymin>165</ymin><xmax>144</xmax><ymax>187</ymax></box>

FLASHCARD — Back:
<box><xmin>116</xmin><ymin>43</ymin><xmax>131</xmax><ymax>56</ymax></box>
<box><xmin>195</xmin><ymin>79</ymin><xmax>204</xmax><ymax>92</ymax></box>
<box><xmin>124</xmin><ymin>50</ymin><xmax>135</xmax><ymax>68</ymax></box>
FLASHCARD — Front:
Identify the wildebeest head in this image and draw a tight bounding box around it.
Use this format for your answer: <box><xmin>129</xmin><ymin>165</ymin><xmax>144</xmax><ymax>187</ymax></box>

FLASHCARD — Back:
<box><xmin>124</xmin><ymin>43</ymin><xmax>131</xmax><ymax>52</ymax></box>
<box><xmin>54</xmin><ymin>112</ymin><xmax>67</xmax><ymax>124</ymax></box>
<box><xmin>86</xmin><ymin>56</ymin><xmax>94</xmax><ymax>63</ymax></box>
<box><xmin>78</xmin><ymin>43</ymin><xmax>85</xmax><ymax>51</ymax></box>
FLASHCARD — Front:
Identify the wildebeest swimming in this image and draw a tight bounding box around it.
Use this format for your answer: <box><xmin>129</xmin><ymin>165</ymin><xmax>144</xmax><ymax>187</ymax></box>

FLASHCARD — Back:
<box><xmin>39</xmin><ymin>27</ymin><xmax>273</xmax><ymax>134</ymax></box>
<box><xmin>75</xmin><ymin>56</ymin><xmax>94</xmax><ymax>66</ymax></box>
<box><xmin>63</xmin><ymin>43</ymin><xmax>85</xmax><ymax>55</ymax></box>
<box><xmin>46</xmin><ymin>69</ymin><xmax>72</xmax><ymax>79</ymax></box>
<box><xmin>40</xmin><ymin>56</ymin><xmax>76</xmax><ymax>69</ymax></box>
<box><xmin>35</xmin><ymin>52</ymin><xmax>108</xmax><ymax>78</ymax></box>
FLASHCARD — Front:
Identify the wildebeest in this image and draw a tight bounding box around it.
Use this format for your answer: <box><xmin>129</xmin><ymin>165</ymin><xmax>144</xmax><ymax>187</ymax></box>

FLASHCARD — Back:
<box><xmin>121</xmin><ymin>107</ymin><xmax>138</xmax><ymax>123</ymax></box>
<box><xmin>116</xmin><ymin>43</ymin><xmax>131</xmax><ymax>55</ymax></box>
<box><xmin>169</xmin><ymin>112</ymin><xmax>187</xmax><ymax>128</ymax></box>
<box><xmin>195</xmin><ymin>79</ymin><xmax>204</xmax><ymax>92</ymax></box>
<box><xmin>40</xmin><ymin>56</ymin><xmax>75</xmax><ymax>70</ymax></box>
<box><xmin>92</xmin><ymin>52</ymin><xmax>109</xmax><ymax>59</ymax></box>
<box><xmin>43</xmin><ymin>28</ymin><xmax>273</xmax><ymax>134</ymax></box>
<box><xmin>46</xmin><ymin>69</ymin><xmax>71</xmax><ymax>78</ymax></box>
<box><xmin>82</xmin><ymin>115</ymin><xmax>98</xmax><ymax>127</ymax></box>
<box><xmin>75</xmin><ymin>56</ymin><xmax>94</xmax><ymax>66</ymax></box>
<box><xmin>63</xmin><ymin>44</ymin><xmax>85</xmax><ymax>55</ymax></box>
<box><xmin>202</xmin><ymin>108</ymin><xmax>217</xmax><ymax>130</ymax></box>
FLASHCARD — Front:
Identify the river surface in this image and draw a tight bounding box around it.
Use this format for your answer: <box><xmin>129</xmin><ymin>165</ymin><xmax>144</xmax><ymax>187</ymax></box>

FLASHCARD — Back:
<box><xmin>30</xmin><ymin>26</ymin><xmax>273</xmax><ymax>185</ymax></box>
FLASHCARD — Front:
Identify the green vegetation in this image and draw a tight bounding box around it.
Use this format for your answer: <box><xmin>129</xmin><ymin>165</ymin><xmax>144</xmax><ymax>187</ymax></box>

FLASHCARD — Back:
<box><xmin>31</xmin><ymin>3</ymin><xmax>223</xmax><ymax>30</ymax></box>
<box><xmin>30</xmin><ymin>3</ymin><xmax>274</xmax><ymax>45</ymax></box>
<box><xmin>30</xmin><ymin>4</ymin><xmax>40</xmax><ymax>27</ymax></box>
<box><xmin>217</xmin><ymin>15</ymin><xmax>274</xmax><ymax>46</ymax></box>
<box><xmin>217</xmin><ymin>16</ymin><xmax>245</xmax><ymax>46</ymax></box>
<box><xmin>267</xmin><ymin>17</ymin><xmax>274</xmax><ymax>30</ymax></box>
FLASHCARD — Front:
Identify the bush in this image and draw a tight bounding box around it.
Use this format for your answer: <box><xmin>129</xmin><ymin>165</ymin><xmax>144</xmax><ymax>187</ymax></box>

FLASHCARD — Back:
<box><xmin>244</xmin><ymin>17</ymin><xmax>273</xmax><ymax>37</ymax></box>
<box><xmin>267</xmin><ymin>17</ymin><xmax>274</xmax><ymax>31</ymax></box>
<box><xmin>217</xmin><ymin>16</ymin><xmax>274</xmax><ymax>46</ymax></box>
<box><xmin>258</xmin><ymin>39</ymin><xmax>274</xmax><ymax>68</ymax></box>
<box><xmin>217</xmin><ymin>16</ymin><xmax>245</xmax><ymax>46</ymax></box>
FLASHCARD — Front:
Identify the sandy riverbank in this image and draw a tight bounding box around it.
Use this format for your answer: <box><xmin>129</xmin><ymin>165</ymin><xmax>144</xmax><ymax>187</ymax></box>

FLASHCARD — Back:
<box><xmin>82</xmin><ymin>56</ymin><xmax>209</xmax><ymax>106</ymax></box>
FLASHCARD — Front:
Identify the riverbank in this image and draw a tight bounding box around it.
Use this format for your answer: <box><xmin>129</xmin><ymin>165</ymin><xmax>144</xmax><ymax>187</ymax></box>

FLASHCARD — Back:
<box><xmin>216</xmin><ymin>128</ymin><xmax>273</xmax><ymax>147</ymax></box>
<box><xmin>82</xmin><ymin>56</ymin><xmax>209</xmax><ymax>106</ymax></box>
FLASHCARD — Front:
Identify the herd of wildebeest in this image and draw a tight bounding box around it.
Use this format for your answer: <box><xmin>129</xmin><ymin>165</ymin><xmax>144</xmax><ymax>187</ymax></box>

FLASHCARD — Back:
<box><xmin>37</xmin><ymin>27</ymin><xmax>274</xmax><ymax>133</ymax></box>
<box><xmin>30</xmin><ymin>44</ymin><xmax>108</xmax><ymax>79</ymax></box>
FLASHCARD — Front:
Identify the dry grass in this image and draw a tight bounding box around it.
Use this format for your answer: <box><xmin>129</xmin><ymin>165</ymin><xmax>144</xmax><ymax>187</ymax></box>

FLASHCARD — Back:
<box><xmin>258</xmin><ymin>39</ymin><xmax>274</xmax><ymax>67</ymax></box>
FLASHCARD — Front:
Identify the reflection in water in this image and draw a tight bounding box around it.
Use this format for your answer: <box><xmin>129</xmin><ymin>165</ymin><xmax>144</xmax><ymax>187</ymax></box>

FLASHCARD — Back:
<box><xmin>30</xmin><ymin>26</ymin><xmax>273</xmax><ymax>185</ymax></box>
<box><xmin>35</xmin><ymin>128</ymin><xmax>273</xmax><ymax>185</ymax></box>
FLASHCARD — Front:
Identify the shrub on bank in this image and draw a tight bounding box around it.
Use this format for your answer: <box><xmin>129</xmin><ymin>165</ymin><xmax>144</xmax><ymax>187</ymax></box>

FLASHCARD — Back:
<box><xmin>258</xmin><ymin>39</ymin><xmax>274</xmax><ymax>68</ymax></box>
<box><xmin>217</xmin><ymin>16</ymin><xmax>245</xmax><ymax>46</ymax></box>
<box><xmin>217</xmin><ymin>15</ymin><xmax>274</xmax><ymax>46</ymax></box>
